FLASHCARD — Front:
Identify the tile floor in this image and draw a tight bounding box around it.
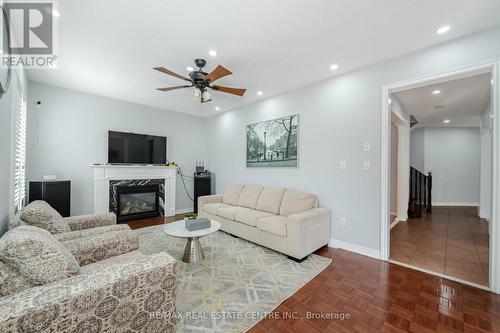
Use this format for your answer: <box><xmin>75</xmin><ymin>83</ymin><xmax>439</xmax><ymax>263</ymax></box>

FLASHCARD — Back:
<box><xmin>390</xmin><ymin>206</ymin><xmax>489</xmax><ymax>286</ymax></box>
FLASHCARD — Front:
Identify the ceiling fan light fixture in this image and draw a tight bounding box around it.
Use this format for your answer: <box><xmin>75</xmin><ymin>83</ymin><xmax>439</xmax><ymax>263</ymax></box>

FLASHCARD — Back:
<box><xmin>202</xmin><ymin>90</ymin><xmax>211</xmax><ymax>100</ymax></box>
<box><xmin>192</xmin><ymin>89</ymin><xmax>201</xmax><ymax>98</ymax></box>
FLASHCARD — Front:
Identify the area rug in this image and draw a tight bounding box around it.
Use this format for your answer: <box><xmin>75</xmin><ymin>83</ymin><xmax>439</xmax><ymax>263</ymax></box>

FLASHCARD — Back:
<box><xmin>136</xmin><ymin>224</ymin><xmax>332</xmax><ymax>332</ymax></box>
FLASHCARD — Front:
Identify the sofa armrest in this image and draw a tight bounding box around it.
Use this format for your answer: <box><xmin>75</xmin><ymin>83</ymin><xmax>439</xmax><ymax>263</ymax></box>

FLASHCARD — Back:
<box><xmin>64</xmin><ymin>212</ymin><xmax>116</xmax><ymax>231</ymax></box>
<box><xmin>198</xmin><ymin>194</ymin><xmax>223</xmax><ymax>211</ymax></box>
<box><xmin>0</xmin><ymin>252</ymin><xmax>177</xmax><ymax>332</ymax></box>
<box><xmin>62</xmin><ymin>229</ymin><xmax>139</xmax><ymax>266</ymax></box>
<box><xmin>286</xmin><ymin>208</ymin><xmax>331</xmax><ymax>259</ymax></box>
<box><xmin>54</xmin><ymin>224</ymin><xmax>131</xmax><ymax>242</ymax></box>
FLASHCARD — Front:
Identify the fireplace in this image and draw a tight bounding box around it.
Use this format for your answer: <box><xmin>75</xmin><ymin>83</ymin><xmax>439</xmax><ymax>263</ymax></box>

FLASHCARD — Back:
<box><xmin>115</xmin><ymin>184</ymin><xmax>160</xmax><ymax>222</ymax></box>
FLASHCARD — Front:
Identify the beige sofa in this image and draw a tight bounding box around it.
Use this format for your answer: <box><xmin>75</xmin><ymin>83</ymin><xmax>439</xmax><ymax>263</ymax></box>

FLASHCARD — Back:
<box><xmin>198</xmin><ymin>184</ymin><xmax>330</xmax><ymax>261</ymax></box>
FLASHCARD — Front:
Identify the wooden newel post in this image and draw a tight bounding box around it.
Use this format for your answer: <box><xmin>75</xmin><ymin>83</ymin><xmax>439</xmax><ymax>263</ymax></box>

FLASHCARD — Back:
<box><xmin>427</xmin><ymin>172</ymin><xmax>432</xmax><ymax>213</ymax></box>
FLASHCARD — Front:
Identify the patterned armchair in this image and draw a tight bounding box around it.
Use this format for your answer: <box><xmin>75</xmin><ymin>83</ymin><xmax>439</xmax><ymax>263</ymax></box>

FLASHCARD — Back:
<box><xmin>0</xmin><ymin>226</ymin><xmax>177</xmax><ymax>333</ymax></box>
<box><xmin>8</xmin><ymin>200</ymin><xmax>125</xmax><ymax>237</ymax></box>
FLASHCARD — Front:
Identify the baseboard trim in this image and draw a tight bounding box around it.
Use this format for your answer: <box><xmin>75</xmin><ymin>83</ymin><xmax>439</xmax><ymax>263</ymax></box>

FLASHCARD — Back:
<box><xmin>432</xmin><ymin>202</ymin><xmax>479</xmax><ymax>207</ymax></box>
<box><xmin>328</xmin><ymin>239</ymin><xmax>380</xmax><ymax>259</ymax></box>
<box><xmin>175</xmin><ymin>208</ymin><xmax>193</xmax><ymax>215</ymax></box>
<box><xmin>390</xmin><ymin>218</ymin><xmax>401</xmax><ymax>230</ymax></box>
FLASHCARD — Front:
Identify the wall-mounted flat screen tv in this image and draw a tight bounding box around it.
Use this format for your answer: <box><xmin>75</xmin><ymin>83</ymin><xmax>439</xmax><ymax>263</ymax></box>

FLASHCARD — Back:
<box><xmin>108</xmin><ymin>131</ymin><xmax>167</xmax><ymax>164</ymax></box>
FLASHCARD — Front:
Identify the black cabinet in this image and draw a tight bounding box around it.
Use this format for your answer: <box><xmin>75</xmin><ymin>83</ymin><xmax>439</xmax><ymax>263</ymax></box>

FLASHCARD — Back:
<box><xmin>29</xmin><ymin>181</ymin><xmax>71</xmax><ymax>217</ymax></box>
<box><xmin>193</xmin><ymin>174</ymin><xmax>211</xmax><ymax>213</ymax></box>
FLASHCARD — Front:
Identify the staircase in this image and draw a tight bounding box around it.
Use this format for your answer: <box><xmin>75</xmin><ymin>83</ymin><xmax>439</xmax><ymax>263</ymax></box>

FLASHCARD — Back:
<box><xmin>408</xmin><ymin>167</ymin><xmax>432</xmax><ymax>218</ymax></box>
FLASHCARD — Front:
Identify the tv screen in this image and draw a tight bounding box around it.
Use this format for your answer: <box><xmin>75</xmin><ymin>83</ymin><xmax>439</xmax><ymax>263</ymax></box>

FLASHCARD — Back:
<box><xmin>108</xmin><ymin>131</ymin><xmax>167</xmax><ymax>164</ymax></box>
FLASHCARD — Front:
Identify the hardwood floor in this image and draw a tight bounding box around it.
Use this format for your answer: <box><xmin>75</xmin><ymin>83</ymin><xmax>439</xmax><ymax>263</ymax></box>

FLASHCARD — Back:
<box><xmin>390</xmin><ymin>206</ymin><xmax>489</xmax><ymax>286</ymax></box>
<box><xmin>130</xmin><ymin>215</ymin><xmax>500</xmax><ymax>332</ymax></box>
<box><xmin>126</xmin><ymin>213</ymin><xmax>187</xmax><ymax>230</ymax></box>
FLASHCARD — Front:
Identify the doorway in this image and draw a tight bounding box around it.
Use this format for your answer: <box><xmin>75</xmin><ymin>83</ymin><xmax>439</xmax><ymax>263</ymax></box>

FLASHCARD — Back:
<box><xmin>381</xmin><ymin>61</ymin><xmax>500</xmax><ymax>292</ymax></box>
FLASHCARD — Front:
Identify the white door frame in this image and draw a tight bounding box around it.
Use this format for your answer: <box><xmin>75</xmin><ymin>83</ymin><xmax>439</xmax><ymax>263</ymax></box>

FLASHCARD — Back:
<box><xmin>380</xmin><ymin>60</ymin><xmax>500</xmax><ymax>293</ymax></box>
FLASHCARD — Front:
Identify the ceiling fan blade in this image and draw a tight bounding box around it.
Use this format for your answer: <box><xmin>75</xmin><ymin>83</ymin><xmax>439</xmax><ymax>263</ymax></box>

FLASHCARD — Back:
<box><xmin>212</xmin><ymin>85</ymin><xmax>247</xmax><ymax>96</ymax></box>
<box><xmin>153</xmin><ymin>67</ymin><xmax>191</xmax><ymax>82</ymax></box>
<box><xmin>157</xmin><ymin>85</ymin><xmax>191</xmax><ymax>92</ymax></box>
<box><xmin>204</xmin><ymin>65</ymin><xmax>232</xmax><ymax>82</ymax></box>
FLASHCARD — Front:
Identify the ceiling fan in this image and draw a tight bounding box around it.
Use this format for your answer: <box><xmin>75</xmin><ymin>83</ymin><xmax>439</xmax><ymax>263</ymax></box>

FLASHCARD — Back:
<box><xmin>154</xmin><ymin>59</ymin><xmax>246</xmax><ymax>103</ymax></box>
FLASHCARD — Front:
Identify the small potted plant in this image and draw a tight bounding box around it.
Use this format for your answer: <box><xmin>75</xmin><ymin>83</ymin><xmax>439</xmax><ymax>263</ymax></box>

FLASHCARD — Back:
<box><xmin>184</xmin><ymin>213</ymin><xmax>198</xmax><ymax>221</ymax></box>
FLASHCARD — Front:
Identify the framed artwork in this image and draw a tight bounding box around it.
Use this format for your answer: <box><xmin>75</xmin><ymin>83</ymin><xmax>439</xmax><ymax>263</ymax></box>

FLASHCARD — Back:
<box><xmin>246</xmin><ymin>114</ymin><xmax>298</xmax><ymax>168</ymax></box>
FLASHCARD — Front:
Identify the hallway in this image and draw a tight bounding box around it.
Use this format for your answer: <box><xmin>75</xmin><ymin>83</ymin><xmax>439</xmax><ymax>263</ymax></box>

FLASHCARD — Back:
<box><xmin>390</xmin><ymin>206</ymin><xmax>489</xmax><ymax>286</ymax></box>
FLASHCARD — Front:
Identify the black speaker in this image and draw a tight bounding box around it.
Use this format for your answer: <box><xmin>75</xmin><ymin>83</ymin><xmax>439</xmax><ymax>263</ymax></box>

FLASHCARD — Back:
<box><xmin>193</xmin><ymin>174</ymin><xmax>211</xmax><ymax>213</ymax></box>
<box><xmin>29</xmin><ymin>180</ymin><xmax>71</xmax><ymax>217</ymax></box>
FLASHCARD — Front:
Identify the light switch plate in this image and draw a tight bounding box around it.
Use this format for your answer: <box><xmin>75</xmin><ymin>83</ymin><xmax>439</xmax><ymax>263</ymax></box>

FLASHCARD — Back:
<box><xmin>340</xmin><ymin>217</ymin><xmax>347</xmax><ymax>226</ymax></box>
<box><xmin>363</xmin><ymin>142</ymin><xmax>371</xmax><ymax>152</ymax></box>
<box><xmin>339</xmin><ymin>161</ymin><xmax>347</xmax><ymax>170</ymax></box>
<box><xmin>363</xmin><ymin>161</ymin><xmax>371</xmax><ymax>170</ymax></box>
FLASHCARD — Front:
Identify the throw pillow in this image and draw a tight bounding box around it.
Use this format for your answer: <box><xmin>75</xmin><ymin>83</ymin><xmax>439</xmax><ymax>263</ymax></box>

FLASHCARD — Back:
<box><xmin>20</xmin><ymin>200</ymin><xmax>70</xmax><ymax>233</ymax></box>
<box><xmin>0</xmin><ymin>226</ymin><xmax>79</xmax><ymax>285</ymax></box>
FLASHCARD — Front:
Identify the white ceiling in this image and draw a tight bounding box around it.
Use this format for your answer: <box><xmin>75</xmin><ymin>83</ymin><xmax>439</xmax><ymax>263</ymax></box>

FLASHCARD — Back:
<box><xmin>27</xmin><ymin>0</ymin><xmax>500</xmax><ymax>117</ymax></box>
<box><xmin>393</xmin><ymin>73</ymin><xmax>491</xmax><ymax>128</ymax></box>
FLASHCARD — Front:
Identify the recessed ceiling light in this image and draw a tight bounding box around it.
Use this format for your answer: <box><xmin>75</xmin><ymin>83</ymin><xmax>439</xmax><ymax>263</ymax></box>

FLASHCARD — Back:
<box><xmin>208</xmin><ymin>50</ymin><xmax>218</xmax><ymax>57</ymax></box>
<box><xmin>436</xmin><ymin>25</ymin><xmax>450</xmax><ymax>34</ymax></box>
<box><xmin>330</xmin><ymin>64</ymin><xmax>339</xmax><ymax>71</ymax></box>
<box><xmin>432</xmin><ymin>90</ymin><xmax>441</xmax><ymax>95</ymax></box>
<box><xmin>257</xmin><ymin>91</ymin><xmax>263</xmax><ymax>96</ymax></box>
<box><xmin>186</xmin><ymin>66</ymin><xmax>194</xmax><ymax>71</ymax></box>
<box><xmin>214</xmin><ymin>106</ymin><xmax>221</xmax><ymax>111</ymax></box>
<box><xmin>443</xmin><ymin>119</ymin><xmax>450</xmax><ymax>124</ymax></box>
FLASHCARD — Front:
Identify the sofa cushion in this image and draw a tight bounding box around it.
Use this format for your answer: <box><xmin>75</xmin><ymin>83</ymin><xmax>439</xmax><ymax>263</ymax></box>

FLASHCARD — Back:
<box><xmin>222</xmin><ymin>184</ymin><xmax>245</xmax><ymax>205</ymax></box>
<box><xmin>235</xmin><ymin>209</ymin><xmax>275</xmax><ymax>227</ymax></box>
<box><xmin>0</xmin><ymin>226</ymin><xmax>80</xmax><ymax>285</ymax></box>
<box><xmin>256</xmin><ymin>216</ymin><xmax>288</xmax><ymax>237</ymax></box>
<box><xmin>20</xmin><ymin>200</ymin><xmax>71</xmax><ymax>234</ymax></box>
<box><xmin>279</xmin><ymin>190</ymin><xmax>318</xmax><ymax>216</ymax></box>
<box><xmin>256</xmin><ymin>187</ymin><xmax>286</xmax><ymax>214</ymax></box>
<box><xmin>237</xmin><ymin>186</ymin><xmax>263</xmax><ymax>209</ymax></box>
<box><xmin>203</xmin><ymin>202</ymin><xmax>232</xmax><ymax>215</ymax></box>
<box><xmin>0</xmin><ymin>260</ymin><xmax>34</xmax><ymax>297</ymax></box>
<box><xmin>217</xmin><ymin>206</ymin><xmax>251</xmax><ymax>221</ymax></box>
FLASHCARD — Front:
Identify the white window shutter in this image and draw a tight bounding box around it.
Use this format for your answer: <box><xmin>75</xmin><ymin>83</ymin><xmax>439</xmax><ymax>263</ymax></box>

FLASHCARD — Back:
<box><xmin>13</xmin><ymin>91</ymin><xmax>27</xmax><ymax>213</ymax></box>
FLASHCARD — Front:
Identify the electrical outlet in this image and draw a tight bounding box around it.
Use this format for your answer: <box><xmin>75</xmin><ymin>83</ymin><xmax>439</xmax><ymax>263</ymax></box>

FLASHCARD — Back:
<box><xmin>363</xmin><ymin>142</ymin><xmax>371</xmax><ymax>152</ymax></box>
<box><xmin>340</xmin><ymin>217</ymin><xmax>347</xmax><ymax>226</ymax></box>
<box><xmin>43</xmin><ymin>175</ymin><xmax>56</xmax><ymax>180</ymax></box>
<box><xmin>363</xmin><ymin>161</ymin><xmax>371</xmax><ymax>170</ymax></box>
<box><xmin>339</xmin><ymin>161</ymin><xmax>347</xmax><ymax>170</ymax></box>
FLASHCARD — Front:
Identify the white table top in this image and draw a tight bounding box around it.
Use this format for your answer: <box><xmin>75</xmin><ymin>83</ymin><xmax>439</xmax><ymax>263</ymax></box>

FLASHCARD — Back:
<box><xmin>163</xmin><ymin>219</ymin><xmax>221</xmax><ymax>238</ymax></box>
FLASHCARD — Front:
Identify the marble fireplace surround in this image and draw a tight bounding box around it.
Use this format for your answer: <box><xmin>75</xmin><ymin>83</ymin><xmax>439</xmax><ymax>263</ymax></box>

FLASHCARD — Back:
<box><xmin>92</xmin><ymin>165</ymin><xmax>177</xmax><ymax>217</ymax></box>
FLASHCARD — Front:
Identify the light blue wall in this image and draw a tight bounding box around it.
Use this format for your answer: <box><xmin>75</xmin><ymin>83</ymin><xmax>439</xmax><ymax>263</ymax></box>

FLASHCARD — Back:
<box><xmin>27</xmin><ymin>82</ymin><xmax>208</xmax><ymax>216</ymax></box>
<box><xmin>207</xmin><ymin>27</ymin><xmax>500</xmax><ymax>251</ymax></box>
<box><xmin>425</xmin><ymin>128</ymin><xmax>481</xmax><ymax>204</ymax></box>
<box><xmin>410</xmin><ymin>128</ymin><xmax>426</xmax><ymax>173</ymax></box>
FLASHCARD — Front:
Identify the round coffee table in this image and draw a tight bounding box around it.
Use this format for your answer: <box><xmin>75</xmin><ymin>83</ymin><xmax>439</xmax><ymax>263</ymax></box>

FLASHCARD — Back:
<box><xmin>164</xmin><ymin>219</ymin><xmax>221</xmax><ymax>263</ymax></box>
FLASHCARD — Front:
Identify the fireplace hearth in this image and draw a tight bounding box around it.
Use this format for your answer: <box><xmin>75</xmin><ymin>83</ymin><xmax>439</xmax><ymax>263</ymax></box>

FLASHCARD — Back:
<box><xmin>115</xmin><ymin>184</ymin><xmax>160</xmax><ymax>222</ymax></box>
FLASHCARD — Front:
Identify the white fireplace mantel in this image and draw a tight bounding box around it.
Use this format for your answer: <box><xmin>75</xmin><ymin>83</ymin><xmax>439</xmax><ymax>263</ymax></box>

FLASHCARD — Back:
<box><xmin>92</xmin><ymin>164</ymin><xmax>177</xmax><ymax>217</ymax></box>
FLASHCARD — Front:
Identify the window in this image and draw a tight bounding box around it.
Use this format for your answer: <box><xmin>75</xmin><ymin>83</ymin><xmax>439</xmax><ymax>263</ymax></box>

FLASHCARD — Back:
<box><xmin>13</xmin><ymin>91</ymin><xmax>27</xmax><ymax>213</ymax></box>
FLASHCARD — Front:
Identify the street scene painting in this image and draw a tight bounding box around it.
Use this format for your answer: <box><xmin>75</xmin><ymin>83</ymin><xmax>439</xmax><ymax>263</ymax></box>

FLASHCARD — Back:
<box><xmin>246</xmin><ymin>114</ymin><xmax>298</xmax><ymax>168</ymax></box>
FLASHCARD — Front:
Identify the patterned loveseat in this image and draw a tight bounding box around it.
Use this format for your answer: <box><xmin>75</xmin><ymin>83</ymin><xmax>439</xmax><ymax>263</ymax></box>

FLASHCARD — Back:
<box><xmin>0</xmin><ymin>225</ymin><xmax>177</xmax><ymax>333</ymax></box>
<box><xmin>199</xmin><ymin>184</ymin><xmax>331</xmax><ymax>261</ymax></box>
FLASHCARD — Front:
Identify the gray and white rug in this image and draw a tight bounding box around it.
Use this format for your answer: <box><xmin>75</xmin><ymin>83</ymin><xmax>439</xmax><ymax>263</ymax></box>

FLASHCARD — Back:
<box><xmin>136</xmin><ymin>225</ymin><xmax>331</xmax><ymax>332</ymax></box>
